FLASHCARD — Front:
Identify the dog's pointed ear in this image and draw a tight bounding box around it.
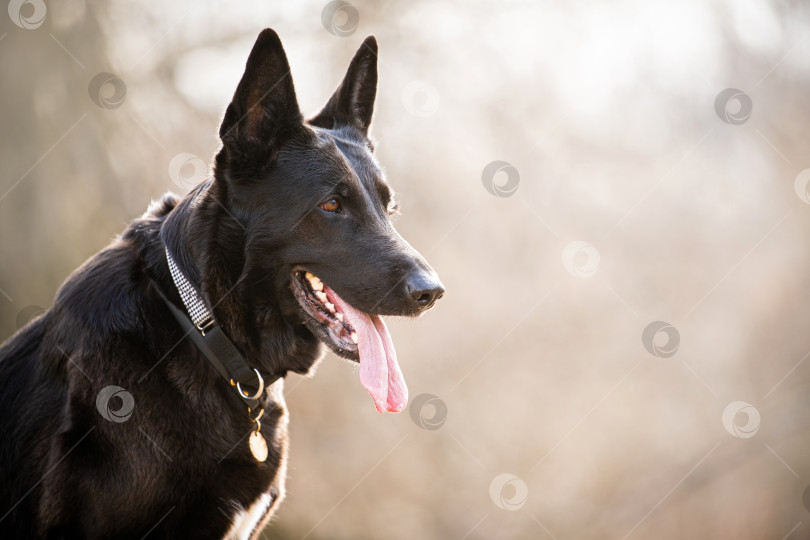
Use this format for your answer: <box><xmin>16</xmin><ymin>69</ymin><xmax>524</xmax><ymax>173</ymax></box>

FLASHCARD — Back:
<box><xmin>309</xmin><ymin>36</ymin><xmax>378</xmax><ymax>136</ymax></box>
<box><xmin>219</xmin><ymin>29</ymin><xmax>302</xmax><ymax>152</ymax></box>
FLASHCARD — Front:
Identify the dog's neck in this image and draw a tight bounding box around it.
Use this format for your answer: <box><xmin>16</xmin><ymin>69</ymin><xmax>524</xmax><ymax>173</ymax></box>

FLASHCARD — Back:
<box><xmin>160</xmin><ymin>181</ymin><xmax>218</xmax><ymax>287</ymax></box>
<box><xmin>159</xmin><ymin>179</ymin><xmax>251</xmax><ymax>346</ymax></box>
<box><xmin>154</xmin><ymin>179</ymin><xmax>324</xmax><ymax>379</ymax></box>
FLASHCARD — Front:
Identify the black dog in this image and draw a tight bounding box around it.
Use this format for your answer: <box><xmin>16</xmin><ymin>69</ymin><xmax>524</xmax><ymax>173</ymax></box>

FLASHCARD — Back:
<box><xmin>0</xmin><ymin>28</ymin><xmax>443</xmax><ymax>539</ymax></box>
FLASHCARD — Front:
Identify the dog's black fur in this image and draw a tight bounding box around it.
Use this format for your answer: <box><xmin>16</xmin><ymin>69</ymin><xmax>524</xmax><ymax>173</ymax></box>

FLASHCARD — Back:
<box><xmin>0</xmin><ymin>29</ymin><xmax>442</xmax><ymax>539</ymax></box>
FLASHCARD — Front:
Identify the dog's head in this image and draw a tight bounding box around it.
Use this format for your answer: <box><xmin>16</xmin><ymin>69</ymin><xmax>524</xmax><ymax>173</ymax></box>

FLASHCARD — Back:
<box><xmin>210</xmin><ymin>29</ymin><xmax>443</xmax><ymax>412</ymax></box>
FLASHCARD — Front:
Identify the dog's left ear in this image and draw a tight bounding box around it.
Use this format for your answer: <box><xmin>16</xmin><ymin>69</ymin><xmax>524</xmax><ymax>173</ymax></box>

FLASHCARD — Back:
<box><xmin>309</xmin><ymin>36</ymin><xmax>378</xmax><ymax>136</ymax></box>
<box><xmin>219</xmin><ymin>29</ymin><xmax>302</xmax><ymax>153</ymax></box>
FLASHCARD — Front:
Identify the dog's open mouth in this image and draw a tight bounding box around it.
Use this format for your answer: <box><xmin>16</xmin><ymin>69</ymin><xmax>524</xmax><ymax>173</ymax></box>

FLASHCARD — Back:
<box><xmin>292</xmin><ymin>271</ymin><xmax>407</xmax><ymax>413</ymax></box>
<box><xmin>292</xmin><ymin>271</ymin><xmax>358</xmax><ymax>357</ymax></box>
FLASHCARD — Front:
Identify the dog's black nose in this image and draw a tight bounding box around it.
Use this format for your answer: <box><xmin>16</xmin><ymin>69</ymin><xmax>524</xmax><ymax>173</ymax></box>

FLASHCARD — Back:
<box><xmin>405</xmin><ymin>272</ymin><xmax>445</xmax><ymax>310</ymax></box>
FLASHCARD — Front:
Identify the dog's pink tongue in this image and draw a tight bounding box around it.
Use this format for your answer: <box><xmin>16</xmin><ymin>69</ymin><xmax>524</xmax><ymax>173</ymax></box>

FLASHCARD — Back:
<box><xmin>326</xmin><ymin>288</ymin><xmax>408</xmax><ymax>413</ymax></box>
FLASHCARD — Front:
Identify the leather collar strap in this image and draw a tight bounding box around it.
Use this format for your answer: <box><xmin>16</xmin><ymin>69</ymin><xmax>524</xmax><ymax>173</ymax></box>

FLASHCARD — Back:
<box><xmin>158</xmin><ymin>247</ymin><xmax>278</xmax><ymax>410</ymax></box>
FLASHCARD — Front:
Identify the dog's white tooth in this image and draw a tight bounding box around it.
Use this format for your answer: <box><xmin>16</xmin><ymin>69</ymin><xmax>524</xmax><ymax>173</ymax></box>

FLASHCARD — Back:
<box><xmin>325</xmin><ymin>302</ymin><xmax>336</xmax><ymax>313</ymax></box>
<box><xmin>306</xmin><ymin>272</ymin><xmax>324</xmax><ymax>290</ymax></box>
<box><xmin>350</xmin><ymin>332</ymin><xmax>358</xmax><ymax>344</ymax></box>
<box><xmin>315</xmin><ymin>291</ymin><xmax>328</xmax><ymax>302</ymax></box>
<box><xmin>336</xmin><ymin>313</ymin><xmax>344</xmax><ymax>322</ymax></box>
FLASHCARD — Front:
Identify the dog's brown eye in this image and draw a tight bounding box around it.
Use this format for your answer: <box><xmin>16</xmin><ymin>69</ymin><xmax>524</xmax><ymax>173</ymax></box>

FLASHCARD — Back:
<box><xmin>320</xmin><ymin>198</ymin><xmax>341</xmax><ymax>213</ymax></box>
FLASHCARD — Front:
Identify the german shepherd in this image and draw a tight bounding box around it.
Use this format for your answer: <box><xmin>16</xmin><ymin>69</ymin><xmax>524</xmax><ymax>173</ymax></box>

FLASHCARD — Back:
<box><xmin>0</xmin><ymin>28</ymin><xmax>443</xmax><ymax>539</ymax></box>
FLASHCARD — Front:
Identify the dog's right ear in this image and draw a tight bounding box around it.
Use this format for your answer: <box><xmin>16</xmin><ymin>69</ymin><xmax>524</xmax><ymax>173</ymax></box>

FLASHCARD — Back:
<box><xmin>308</xmin><ymin>36</ymin><xmax>378</xmax><ymax>136</ymax></box>
<box><xmin>219</xmin><ymin>29</ymin><xmax>302</xmax><ymax>154</ymax></box>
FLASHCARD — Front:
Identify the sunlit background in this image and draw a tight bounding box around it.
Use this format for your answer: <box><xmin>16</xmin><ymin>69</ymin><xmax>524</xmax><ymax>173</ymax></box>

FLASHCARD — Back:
<box><xmin>3</xmin><ymin>0</ymin><xmax>810</xmax><ymax>538</ymax></box>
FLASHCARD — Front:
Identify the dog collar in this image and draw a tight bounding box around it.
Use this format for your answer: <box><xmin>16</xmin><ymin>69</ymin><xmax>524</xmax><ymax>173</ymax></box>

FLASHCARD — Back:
<box><xmin>158</xmin><ymin>247</ymin><xmax>277</xmax><ymax>461</ymax></box>
<box><xmin>165</xmin><ymin>248</ymin><xmax>216</xmax><ymax>333</ymax></box>
<box><xmin>156</xmin><ymin>247</ymin><xmax>279</xmax><ymax>460</ymax></box>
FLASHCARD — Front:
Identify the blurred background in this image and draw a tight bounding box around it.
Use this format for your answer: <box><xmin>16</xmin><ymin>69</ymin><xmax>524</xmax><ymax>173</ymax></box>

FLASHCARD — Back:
<box><xmin>3</xmin><ymin>0</ymin><xmax>810</xmax><ymax>538</ymax></box>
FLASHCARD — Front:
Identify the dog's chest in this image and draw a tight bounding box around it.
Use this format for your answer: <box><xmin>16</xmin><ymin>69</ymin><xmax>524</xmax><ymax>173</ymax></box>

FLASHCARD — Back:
<box><xmin>223</xmin><ymin>492</ymin><xmax>275</xmax><ymax>540</ymax></box>
<box><xmin>220</xmin><ymin>382</ymin><xmax>287</xmax><ymax>539</ymax></box>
